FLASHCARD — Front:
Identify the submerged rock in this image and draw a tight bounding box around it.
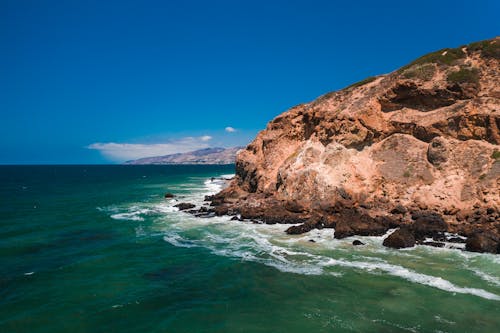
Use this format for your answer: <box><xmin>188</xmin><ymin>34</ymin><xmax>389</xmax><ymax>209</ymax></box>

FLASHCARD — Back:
<box><xmin>352</xmin><ymin>240</ymin><xmax>365</xmax><ymax>246</ymax></box>
<box><xmin>174</xmin><ymin>202</ymin><xmax>196</xmax><ymax>211</ymax></box>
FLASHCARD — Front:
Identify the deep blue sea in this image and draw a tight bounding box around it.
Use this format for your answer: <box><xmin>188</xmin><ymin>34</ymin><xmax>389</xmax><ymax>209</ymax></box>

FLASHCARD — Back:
<box><xmin>1</xmin><ymin>165</ymin><xmax>499</xmax><ymax>332</ymax></box>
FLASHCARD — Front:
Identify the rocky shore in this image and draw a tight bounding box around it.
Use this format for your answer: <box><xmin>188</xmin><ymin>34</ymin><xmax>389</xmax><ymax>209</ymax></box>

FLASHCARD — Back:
<box><xmin>181</xmin><ymin>38</ymin><xmax>500</xmax><ymax>254</ymax></box>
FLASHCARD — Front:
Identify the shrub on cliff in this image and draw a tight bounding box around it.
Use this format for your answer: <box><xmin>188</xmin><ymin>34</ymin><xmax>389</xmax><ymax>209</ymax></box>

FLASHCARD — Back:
<box><xmin>447</xmin><ymin>67</ymin><xmax>479</xmax><ymax>84</ymax></box>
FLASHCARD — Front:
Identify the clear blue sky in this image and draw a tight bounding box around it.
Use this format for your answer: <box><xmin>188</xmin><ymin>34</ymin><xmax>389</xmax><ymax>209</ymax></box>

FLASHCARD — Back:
<box><xmin>1</xmin><ymin>0</ymin><xmax>498</xmax><ymax>164</ymax></box>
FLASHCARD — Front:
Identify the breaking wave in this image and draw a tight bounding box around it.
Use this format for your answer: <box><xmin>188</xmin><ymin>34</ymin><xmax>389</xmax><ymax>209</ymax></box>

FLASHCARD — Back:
<box><xmin>105</xmin><ymin>173</ymin><xmax>500</xmax><ymax>301</ymax></box>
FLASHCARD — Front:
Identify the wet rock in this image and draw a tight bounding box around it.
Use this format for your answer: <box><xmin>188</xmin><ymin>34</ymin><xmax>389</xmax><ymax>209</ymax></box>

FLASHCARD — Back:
<box><xmin>286</xmin><ymin>223</ymin><xmax>315</xmax><ymax>235</ymax></box>
<box><xmin>421</xmin><ymin>241</ymin><xmax>445</xmax><ymax>248</ymax></box>
<box><xmin>308</xmin><ymin>239</ymin><xmax>316</xmax><ymax>243</ymax></box>
<box><xmin>411</xmin><ymin>211</ymin><xmax>447</xmax><ymax>239</ymax></box>
<box><xmin>334</xmin><ymin>210</ymin><xmax>398</xmax><ymax>239</ymax></box>
<box><xmin>447</xmin><ymin>237</ymin><xmax>466</xmax><ymax>243</ymax></box>
<box><xmin>465</xmin><ymin>233</ymin><xmax>499</xmax><ymax>254</ymax></box>
<box><xmin>352</xmin><ymin>240</ymin><xmax>365</xmax><ymax>246</ymax></box>
<box><xmin>189</xmin><ymin>206</ymin><xmax>216</xmax><ymax>218</ymax></box>
<box><xmin>174</xmin><ymin>202</ymin><xmax>196</xmax><ymax>211</ymax></box>
<box><xmin>237</xmin><ymin>199</ymin><xmax>309</xmax><ymax>225</ymax></box>
<box><xmin>383</xmin><ymin>228</ymin><xmax>416</xmax><ymax>249</ymax></box>
<box><xmin>164</xmin><ymin>193</ymin><xmax>175</xmax><ymax>198</ymax></box>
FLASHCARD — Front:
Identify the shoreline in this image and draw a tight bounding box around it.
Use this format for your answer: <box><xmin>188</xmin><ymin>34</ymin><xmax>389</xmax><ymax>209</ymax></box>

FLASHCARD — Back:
<box><xmin>171</xmin><ymin>176</ymin><xmax>499</xmax><ymax>255</ymax></box>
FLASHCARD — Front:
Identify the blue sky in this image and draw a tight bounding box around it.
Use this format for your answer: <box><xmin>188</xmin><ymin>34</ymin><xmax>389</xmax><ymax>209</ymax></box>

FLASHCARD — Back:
<box><xmin>1</xmin><ymin>0</ymin><xmax>498</xmax><ymax>164</ymax></box>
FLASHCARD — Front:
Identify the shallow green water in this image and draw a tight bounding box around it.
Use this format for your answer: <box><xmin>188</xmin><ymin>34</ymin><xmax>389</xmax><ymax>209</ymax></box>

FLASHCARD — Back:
<box><xmin>1</xmin><ymin>165</ymin><xmax>499</xmax><ymax>332</ymax></box>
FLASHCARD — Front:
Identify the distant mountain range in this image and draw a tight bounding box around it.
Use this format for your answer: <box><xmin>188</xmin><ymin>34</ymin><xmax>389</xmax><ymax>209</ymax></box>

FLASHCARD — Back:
<box><xmin>124</xmin><ymin>147</ymin><xmax>243</xmax><ymax>165</ymax></box>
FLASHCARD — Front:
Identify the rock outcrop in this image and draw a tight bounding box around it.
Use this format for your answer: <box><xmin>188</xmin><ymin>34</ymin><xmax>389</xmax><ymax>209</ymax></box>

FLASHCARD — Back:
<box><xmin>211</xmin><ymin>38</ymin><xmax>500</xmax><ymax>253</ymax></box>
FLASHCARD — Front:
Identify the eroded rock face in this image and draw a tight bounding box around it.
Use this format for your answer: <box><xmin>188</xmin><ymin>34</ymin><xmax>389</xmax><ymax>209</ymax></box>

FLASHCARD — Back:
<box><xmin>212</xmin><ymin>38</ymin><xmax>500</xmax><ymax>253</ymax></box>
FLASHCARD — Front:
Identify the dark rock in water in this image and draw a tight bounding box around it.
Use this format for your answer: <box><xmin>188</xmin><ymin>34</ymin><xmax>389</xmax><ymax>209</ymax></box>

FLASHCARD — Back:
<box><xmin>164</xmin><ymin>193</ymin><xmax>175</xmax><ymax>198</ymax></box>
<box><xmin>230</xmin><ymin>216</ymin><xmax>241</xmax><ymax>221</ymax></box>
<box><xmin>352</xmin><ymin>240</ymin><xmax>365</xmax><ymax>246</ymax></box>
<box><xmin>186</xmin><ymin>206</ymin><xmax>216</xmax><ymax>218</ymax></box>
<box><xmin>431</xmin><ymin>233</ymin><xmax>447</xmax><ymax>242</ymax></box>
<box><xmin>197</xmin><ymin>206</ymin><xmax>209</xmax><ymax>213</ymax></box>
<box><xmin>286</xmin><ymin>223</ymin><xmax>314</xmax><ymax>235</ymax></box>
<box><xmin>447</xmin><ymin>237</ymin><xmax>466</xmax><ymax>243</ymax></box>
<box><xmin>174</xmin><ymin>202</ymin><xmax>196</xmax><ymax>211</ymax></box>
<box><xmin>383</xmin><ymin>228</ymin><xmax>416</xmax><ymax>249</ymax></box>
<box><xmin>421</xmin><ymin>241</ymin><xmax>445</xmax><ymax>248</ymax></box>
<box><xmin>465</xmin><ymin>233</ymin><xmax>499</xmax><ymax>253</ymax></box>
<box><xmin>285</xmin><ymin>215</ymin><xmax>325</xmax><ymax>235</ymax></box>
<box><xmin>197</xmin><ymin>212</ymin><xmax>216</xmax><ymax>218</ymax></box>
<box><xmin>309</xmin><ymin>239</ymin><xmax>316</xmax><ymax>243</ymax></box>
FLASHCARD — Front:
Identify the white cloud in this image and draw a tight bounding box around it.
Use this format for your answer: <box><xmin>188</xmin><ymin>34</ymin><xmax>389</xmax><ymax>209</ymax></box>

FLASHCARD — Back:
<box><xmin>87</xmin><ymin>136</ymin><xmax>212</xmax><ymax>162</ymax></box>
<box><xmin>200</xmin><ymin>135</ymin><xmax>212</xmax><ymax>141</ymax></box>
<box><xmin>225</xmin><ymin>126</ymin><xmax>236</xmax><ymax>133</ymax></box>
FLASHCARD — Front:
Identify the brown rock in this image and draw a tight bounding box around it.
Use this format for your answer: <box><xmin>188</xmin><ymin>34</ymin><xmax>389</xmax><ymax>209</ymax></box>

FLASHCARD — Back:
<box><xmin>212</xmin><ymin>38</ymin><xmax>500</xmax><ymax>253</ymax></box>
<box><xmin>411</xmin><ymin>211</ymin><xmax>448</xmax><ymax>239</ymax></box>
<box><xmin>286</xmin><ymin>223</ymin><xmax>315</xmax><ymax>235</ymax></box>
<box><xmin>465</xmin><ymin>233</ymin><xmax>499</xmax><ymax>254</ymax></box>
<box><xmin>383</xmin><ymin>228</ymin><xmax>416</xmax><ymax>249</ymax></box>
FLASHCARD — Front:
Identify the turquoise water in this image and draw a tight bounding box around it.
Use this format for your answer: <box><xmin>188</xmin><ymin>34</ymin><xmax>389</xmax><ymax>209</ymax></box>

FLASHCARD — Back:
<box><xmin>1</xmin><ymin>165</ymin><xmax>499</xmax><ymax>333</ymax></box>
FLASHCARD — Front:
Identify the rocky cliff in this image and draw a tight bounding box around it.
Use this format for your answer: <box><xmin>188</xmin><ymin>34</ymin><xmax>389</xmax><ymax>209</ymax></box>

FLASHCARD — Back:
<box><xmin>210</xmin><ymin>38</ymin><xmax>500</xmax><ymax>253</ymax></box>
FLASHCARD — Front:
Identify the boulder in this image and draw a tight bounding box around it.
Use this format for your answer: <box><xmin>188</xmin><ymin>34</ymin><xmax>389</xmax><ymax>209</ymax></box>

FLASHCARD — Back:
<box><xmin>286</xmin><ymin>223</ymin><xmax>314</xmax><ymax>235</ymax></box>
<box><xmin>383</xmin><ymin>228</ymin><xmax>416</xmax><ymax>249</ymax></box>
<box><xmin>465</xmin><ymin>233</ymin><xmax>499</xmax><ymax>254</ymax></box>
<box><xmin>411</xmin><ymin>211</ymin><xmax>448</xmax><ymax>239</ymax></box>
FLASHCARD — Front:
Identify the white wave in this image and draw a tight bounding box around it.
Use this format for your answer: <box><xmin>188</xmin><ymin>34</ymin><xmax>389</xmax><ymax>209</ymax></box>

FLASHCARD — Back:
<box><xmin>473</xmin><ymin>270</ymin><xmax>500</xmax><ymax>287</ymax></box>
<box><xmin>160</xmin><ymin>215</ymin><xmax>500</xmax><ymax>300</ymax></box>
<box><xmin>163</xmin><ymin>232</ymin><xmax>198</xmax><ymax>248</ymax></box>
<box><xmin>111</xmin><ymin>213</ymin><xmax>145</xmax><ymax>221</ymax></box>
<box><xmin>108</xmin><ymin>172</ymin><xmax>500</xmax><ymax>301</ymax></box>
<box><xmin>320</xmin><ymin>258</ymin><xmax>500</xmax><ymax>301</ymax></box>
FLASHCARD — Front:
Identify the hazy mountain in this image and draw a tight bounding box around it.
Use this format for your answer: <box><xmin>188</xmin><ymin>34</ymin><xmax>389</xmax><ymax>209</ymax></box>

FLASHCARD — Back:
<box><xmin>124</xmin><ymin>147</ymin><xmax>243</xmax><ymax>165</ymax></box>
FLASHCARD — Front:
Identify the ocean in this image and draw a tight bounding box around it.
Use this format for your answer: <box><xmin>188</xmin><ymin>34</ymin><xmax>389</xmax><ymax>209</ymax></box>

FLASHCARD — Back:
<box><xmin>1</xmin><ymin>165</ymin><xmax>499</xmax><ymax>332</ymax></box>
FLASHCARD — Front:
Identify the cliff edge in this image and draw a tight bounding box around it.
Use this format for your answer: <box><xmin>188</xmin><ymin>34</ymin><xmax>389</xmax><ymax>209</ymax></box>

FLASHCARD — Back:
<box><xmin>210</xmin><ymin>38</ymin><xmax>500</xmax><ymax>253</ymax></box>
